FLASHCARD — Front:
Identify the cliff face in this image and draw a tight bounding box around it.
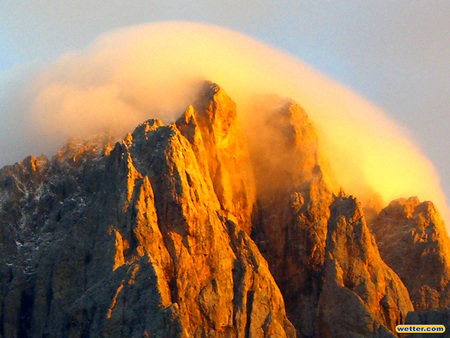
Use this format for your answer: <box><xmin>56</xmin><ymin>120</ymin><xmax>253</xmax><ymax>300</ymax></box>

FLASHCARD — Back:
<box><xmin>250</xmin><ymin>100</ymin><xmax>335</xmax><ymax>336</ymax></box>
<box><xmin>371</xmin><ymin>197</ymin><xmax>450</xmax><ymax>311</ymax></box>
<box><xmin>0</xmin><ymin>82</ymin><xmax>447</xmax><ymax>337</ymax></box>
<box><xmin>249</xmin><ymin>100</ymin><xmax>413</xmax><ymax>336</ymax></box>
<box><xmin>318</xmin><ymin>196</ymin><xmax>413</xmax><ymax>337</ymax></box>
<box><xmin>0</xmin><ymin>83</ymin><xmax>293</xmax><ymax>337</ymax></box>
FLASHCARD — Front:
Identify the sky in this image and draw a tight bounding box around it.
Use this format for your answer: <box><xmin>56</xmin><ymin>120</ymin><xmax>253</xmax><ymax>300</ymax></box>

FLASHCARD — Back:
<box><xmin>0</xmin><ymin>1</ymin><xmax>449</xmax><ymax>212</ymax></box>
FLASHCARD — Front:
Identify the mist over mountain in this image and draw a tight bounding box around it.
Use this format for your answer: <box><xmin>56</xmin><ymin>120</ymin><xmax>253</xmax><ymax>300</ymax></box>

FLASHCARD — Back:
<box><xmin>0</xmin><ymin>82</ymin><xmax>449</xmax><ymax>336</ymax></box>
<box><xmin>1</xmin><ymin>22</ymin><xmax>448</xmax><ymax>228</ymax></box>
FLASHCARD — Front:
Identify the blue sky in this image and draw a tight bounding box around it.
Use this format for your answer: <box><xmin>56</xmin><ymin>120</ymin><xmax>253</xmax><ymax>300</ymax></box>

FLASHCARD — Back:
<box><xmin>0</xmin><ymin>0</ymin><xmax>449</xmax><ymax>206</ymax></box>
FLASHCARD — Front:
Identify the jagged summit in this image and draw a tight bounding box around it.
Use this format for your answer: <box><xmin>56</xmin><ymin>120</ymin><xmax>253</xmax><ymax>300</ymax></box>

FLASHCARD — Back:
<box><xmin>370</xmin><ymin>196</ymin><xmax>450</xmax><ymax>310</ymax></box>
<box><xmin>319</xmin><ymin>195</ymin><xmax>413</xmax><ymax>336</ymax></box>
<box><xmin>0</xmin><ymin>82</ymin><xmax>449</xmax><ymax>337</ymax></box>
<box><xmin>248</xmin><ymin>96</ymin><xmax>413</xmax><ymax>336</ymax></box>
<box><xmin>177</xmin><ymin>82</ymin><xmax>256</xmax><ymax>234</ymax></box>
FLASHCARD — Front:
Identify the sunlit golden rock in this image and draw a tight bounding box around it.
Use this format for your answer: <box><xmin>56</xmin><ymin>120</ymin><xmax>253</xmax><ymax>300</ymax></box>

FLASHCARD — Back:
<box><xmin>318</xmin><ymin>196</ymin><xmax>413</xmax><ymax>336</ymax></box>
<box><xmin>0</xmin><ymin>82</ymin><xmax>448</xmax><ymax>337</ymax></box>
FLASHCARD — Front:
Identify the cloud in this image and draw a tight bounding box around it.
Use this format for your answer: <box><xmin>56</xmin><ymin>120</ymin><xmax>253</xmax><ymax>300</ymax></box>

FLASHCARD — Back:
<box><xmin>2</xmin><ymin>21</ymin><xmax>449</xmax><ymax>226</ymax></box>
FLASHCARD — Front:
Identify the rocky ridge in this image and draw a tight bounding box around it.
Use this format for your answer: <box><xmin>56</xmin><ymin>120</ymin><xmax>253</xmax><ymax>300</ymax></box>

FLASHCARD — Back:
<box><xmin>371</xmin><ymin>197</ymin><xmax>450</xmax><ymax>310</ymax></box>
<box><xmin>0</xmin><ymin>83</ymin><xmax>293</xmax><ymax>337</ymax></box>
<box><xmin>249</xmin><ymin>99</ymin><xmax>413</xmax><ymax>336</ymax></box>
<box><xmin>0</xmin><ymin>82</ymin><xmax>448</xmax><ymax>337</ymax></box>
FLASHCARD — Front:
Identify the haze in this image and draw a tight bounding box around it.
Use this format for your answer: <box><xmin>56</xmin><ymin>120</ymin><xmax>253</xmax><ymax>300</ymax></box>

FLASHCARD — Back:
<box><xmin>0</xmin><ymin>22</ymin><xmax>448</xmax><ymax>227</ymax></box>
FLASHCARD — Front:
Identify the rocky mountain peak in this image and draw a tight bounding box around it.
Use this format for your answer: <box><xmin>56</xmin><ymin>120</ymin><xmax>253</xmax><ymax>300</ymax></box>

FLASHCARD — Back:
<box><xmin>0</xmin><ymin>82</ymin><xmax>298</xmax><ymax>337</ymax></box>
<box><xmin>53</xmin><ymin>132</ymin><xmax>117</xmax><ymax>166</ymax></box>
<box><xmin>371</xmin><ymin>197</ymin><xmax>450</xmax><ymax>310</ymax></box>
<box><xmin>175</xmin><ymin>82</ymin><xmax>256</xmax><ymax>234</ymax></box>
<box><xmin>0</xmin><ymin>81</ymin><xmax>449</xmax><ymax>336</ymax></box>
<box><xmin>132</xmin><ymin>118</ymin><xmax>164</xmax><ymax>140</ymax></box>
<box><xmin>248</xmin><ymin>97</ymin><xmax>337</xmax><ymax>198</ymax></box>
<box><xmin>0</xmin><ymin>155</ymin><xmax>49</xmax><ymax>212</ymax></box>
<box><xmin>249</xmin><ymin>96</ymin><xmax>412</xmax><ymax>336</ymax></box>
<box><xmin>318</xmin><ymin>195</ymin><xmax>413</xmax><ymax>336</ymax></box>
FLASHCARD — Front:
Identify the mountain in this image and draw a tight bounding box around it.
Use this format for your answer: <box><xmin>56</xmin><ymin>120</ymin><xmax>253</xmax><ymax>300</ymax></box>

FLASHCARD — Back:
<box><xmin>0</xmin><ymin>82</ymin><xmax>448</xmax><ymax>337</ymax></box>
<box><xmin>370</xmin><ymin>197</ymin><xmax>450</xmax><ymax>310</ymax></box>
<box><xmin>249</xmin><ymin>100</ymin><xmax>412</xmax><ymax>336</ymax></box>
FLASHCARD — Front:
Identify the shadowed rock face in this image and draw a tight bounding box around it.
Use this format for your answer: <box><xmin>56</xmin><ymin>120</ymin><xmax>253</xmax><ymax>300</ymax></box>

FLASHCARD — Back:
<box><xmin>0</xmin><ymin>82</ymin><xmax>446</xmax><ymax>337</ymax></box>
<box><xmin>249</xmin><ymin>100</ymin><xmax>336</xmax><ymax>336</ymax></box>
<box><xmin>371</xmin><ymin>197</ymin><xmax>450</xmax><ymax>311</ymax></box>
<box><xmin>249</xmin><ymin>100</ymin><xmax>413</xmax><ymax>336</ymax></box>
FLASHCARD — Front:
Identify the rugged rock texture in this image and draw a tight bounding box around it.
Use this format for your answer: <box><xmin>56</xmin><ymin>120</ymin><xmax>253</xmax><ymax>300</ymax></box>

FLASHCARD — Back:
<box><xmin>250</xmin><ymin>99</ymin><xmax>413</xmax><ymax>336</ymax></box>
<box><xmin>250</xmin><ymin>100</ymin><xmax>337</xmax><ymax>336</ymax></box>
<box><xmin>371</xmin><ymin>197</ymin><xmax>450</xmax><ymax>310</ymax></box>
<box><xmin>176</xmin><ymin>85</ymin><xmax>256</xmax><ymax>234</ymax></box>
<box><xmin>318</xmin><ymin>196</ymin><xmax>413</xmax><ymax>337</ymax></box>
<box><xmin>0</xmin><ymin>83</ymin><xmax>294</xmax><ymax>337</ymax></box>
<box><xmin>0</xmin><ymin>82</ymin><xmax>447</xmax><ymax>337</ymax></box>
